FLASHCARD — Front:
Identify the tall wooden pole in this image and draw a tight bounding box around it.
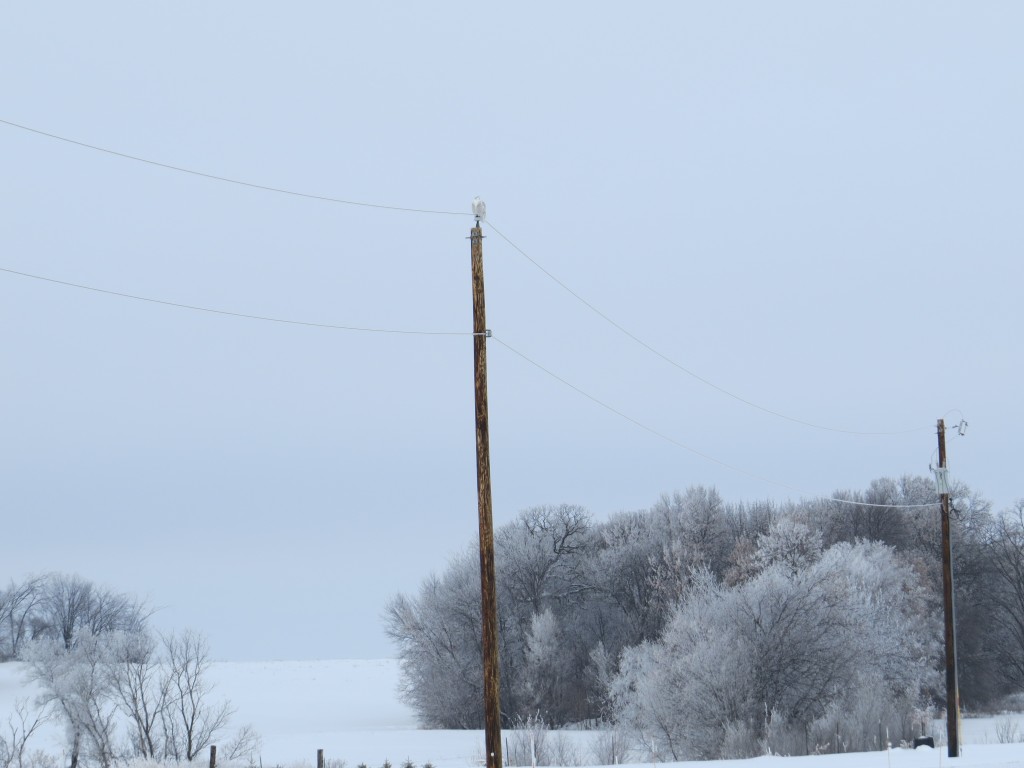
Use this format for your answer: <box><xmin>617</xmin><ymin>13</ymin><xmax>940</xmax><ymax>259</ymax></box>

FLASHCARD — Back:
<box><xmin>471</xmin><ymin>219</ymin><xmax>502</xmax><ymax>768</ymax></box>
<box><xmin>937</xmin><ymin>418</ymin><xmax>961</xmax><ymax>758</ymax></box>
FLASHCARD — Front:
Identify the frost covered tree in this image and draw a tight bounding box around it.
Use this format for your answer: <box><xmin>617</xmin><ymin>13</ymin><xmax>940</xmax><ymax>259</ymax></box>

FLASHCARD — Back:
<box><xmin>0</xmin><ymin>577</ymin><xmax>45</xmax><ymax>661</ymax></box>
<box><xmin>385</xmin><ymin>547</ymin><xmax>489</xmax><ymax>728</ymax></box>
<box><xmin>37</xmin><ymin>575</ymin><xmax>148</xmax><ymax>651</ymax></box>
<box><xmin>586</xmin><ymin>509</ymin><xmax>665</xmax><ymax>648</ymax></box>
<box><xmin>609</xmin><ymin>540</ymin><xmax>938</xmax><ymax>760</ymax></box>
<box><xmin>0</xmin><ymin>574</ymin><xmax>148</xmax><ymax>657</ymax></box>
<box><xmin>520</xmin><ymin>608</ymin><xmax>582</xmax><ymax>718</ymax></box>
<box><xmin>160</xmin><ymin>631</ymin><xmax>233</xmax><ymax>762</ymax></box>
<box><xmin>24</xmin><ymin>631</ymin><xmax>120</xmax><ymax>768</ymax></box>
<box><xmin>106</xmin><ymin>631</ymin><xmax>168</xmax><ymax>760</ymax></box>
<box><xmin>23</xmin><ymin>627</ymin><xmax>246</xmax><ymax>766</ymax></box>
<box><xmin>753</xmin><ymin>519</ymin><xmax>822</xmax><ymax>576</ymax></box>
<box><xmin>983</xmin><ymin>500</ymin><xmax>1024</xmax><ymax>691</ymax></box>
<box><xmin>0</xmin><ymin>699</ymin><xmax>50</xmax><ymax>768</ymax></box>
<box><xmin>796</xmin><ymin>476</ymin><xmax>1006</xmax><ymax>705</ymax></box>
<box><xmin>387</xmin><ymin>505</ymin><xmax>595</xmax><ymax>727</ymax></box>
<box><xmin>387</xmin><ymin>477</ymin><xmax>1016</xmax><ymax>729</ymax></box>
<box><xmin>650</xmin><ymin>487</ymin><xmax>734</xmax><ymax>578</ymax></box>
<box><xmin>497</xmin><ymin>505</ymin><xmax>590</xmax><ymax>614</ymax></box>
<box><xmin>497</xmin><ymin>505</ymin><xmax>595</xmax><ymax>723</ymax></box>
<box><xmin>574</xmin><ymin>504</ymin><xmax>674</xmax><ymax>704</ymax></box>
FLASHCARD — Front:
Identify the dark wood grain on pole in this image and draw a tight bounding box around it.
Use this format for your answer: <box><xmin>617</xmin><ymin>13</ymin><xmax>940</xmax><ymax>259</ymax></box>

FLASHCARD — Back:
<box><xmin>938</xmin><ymin>419</ymin><xmax>961</xmax><ymax>758</ymax></box>
<box><xmin>209</xmin><ymin>745</ymin><xmax>216</xmax><ymax>768</ymax></box>
<box><xmin>471</xmin><ymin>223</ymin><xmax>502</xmax><ymax>768</ymax></box>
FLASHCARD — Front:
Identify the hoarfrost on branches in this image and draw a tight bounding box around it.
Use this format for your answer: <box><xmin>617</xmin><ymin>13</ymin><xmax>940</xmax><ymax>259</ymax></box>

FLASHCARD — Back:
<box><xmin>609</xmin><ymin>540</ymin><xmax>938</xmax><ymax>760</ymax></box>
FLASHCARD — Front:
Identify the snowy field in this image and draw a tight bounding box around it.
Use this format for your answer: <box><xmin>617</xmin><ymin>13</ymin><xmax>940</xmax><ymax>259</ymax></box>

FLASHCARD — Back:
<box><xmin>2</xmin><ymin>659</ymin><xmax>1023</xmax><ymax>768</ymax></box>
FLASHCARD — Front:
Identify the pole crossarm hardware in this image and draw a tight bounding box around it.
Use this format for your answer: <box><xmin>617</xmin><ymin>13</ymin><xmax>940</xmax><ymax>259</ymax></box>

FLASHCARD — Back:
<box><xmin>470</xmin><ymin>210</ymin><xmax>502</xmax><ymax>768</ymax></box>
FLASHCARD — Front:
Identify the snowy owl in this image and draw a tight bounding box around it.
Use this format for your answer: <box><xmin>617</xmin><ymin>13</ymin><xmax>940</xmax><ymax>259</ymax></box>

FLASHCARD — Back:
<box><xmin>472</xmin><ymin>196</ymin><xmax>486</xmax><ymax>221</ymax></box>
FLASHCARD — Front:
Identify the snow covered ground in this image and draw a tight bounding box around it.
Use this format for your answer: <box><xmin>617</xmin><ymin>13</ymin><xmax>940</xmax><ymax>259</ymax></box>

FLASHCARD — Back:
<box><xmin>2</xmin><ymin>659</ymin><xmax>1023</xmax><ymax>768</ymax></box>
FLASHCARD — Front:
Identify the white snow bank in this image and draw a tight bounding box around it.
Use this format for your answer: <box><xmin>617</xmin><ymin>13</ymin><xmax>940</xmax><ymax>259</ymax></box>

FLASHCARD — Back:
<box><xmin>3</xmin><ymin>661</ymin><xmax>1024</xmax><ymax>768</ymax></box>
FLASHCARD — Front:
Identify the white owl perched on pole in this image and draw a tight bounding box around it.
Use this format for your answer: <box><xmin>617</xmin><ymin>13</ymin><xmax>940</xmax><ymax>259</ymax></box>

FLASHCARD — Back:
<box><xmin>472</xmin><ymin>196</ymin><xmax>486</xmax><ymax>222</ymax></box>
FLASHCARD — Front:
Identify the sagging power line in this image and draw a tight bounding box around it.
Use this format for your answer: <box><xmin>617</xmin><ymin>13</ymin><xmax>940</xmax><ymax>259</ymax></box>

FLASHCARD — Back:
<box><xmin>2</xmin><ymin>116</ymin><xmax>935</xmax><ymax>439</ymax></box>
<box><xmin>492</xmin><ymin>333</ymin><xmax>944</xmax><ymax>510</ymax></box>
<box><xmin>486</xmin><ymin>221</ymin><xmax>932</xmax><ymax>438</ymax></box>
<box><xmin>0</xmin><ymin>265</ymin><xmax>478</xmax><ymax>336</ymax></box>
<box><xmin>0</xmin><ymin>118</ymin><xmax>469</xmax><ymax>217</ymax></box>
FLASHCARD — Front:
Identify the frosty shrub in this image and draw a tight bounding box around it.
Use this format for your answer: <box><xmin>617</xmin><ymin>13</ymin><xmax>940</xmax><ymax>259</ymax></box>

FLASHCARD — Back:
<box><xmin>505</xmin><ymin>713</ymin><xmax>549</xmax><ymax>767</ymax></box>
<box><xmin>387</xmin><ymin>475</ymin><xmax>1020</xmax><ymax>730</ymax></box>
<box><xmin>588</xmin><ymin>722</ymin><xmax>635</xmax><ymax>766</ymax></box>
<box><xmin>23</xmin><ymin>627</ymin><xmax>249</xmax><ymax>768</ymax></box>
<box><xmin>0</xmin><ymin>574</ymin><xmax>148</xmax><ymax>663</ymax></box>
<box><xmin>224</xmin><ymin>724</ymin><xmax>263</xmax><ymax>765</ymax></box>
<box><xmin>753</xmin><ymin>519</ymin><xmax>822</xmax><ymax>576</ymax></box>
<box><xmin>387</xmin><ymin>504</ymin><xmax>594</xmax><ymax>728</ymax></box>
<box><xmin>1</xmin><ymin>699</ymin><xmax>50</xmax><ymax>768</ymax></box>
<box><xmin>24</xmin><ymin>631</ymin><xmax>122</xmax><ymax>768</ymax></box>
<box><xmin>504</xmin><ymin>713</ymin><xmax>583</xmax><ymax>767</ymax></box>
<box><xmin>995</xmin><ymin>718</ymin><xmax>1022</xmax><ymax>744</ymax></box>
<box><xmin>610</xmin><ymin>540</ymin><xmax>939</xmax><ymax>760</ymax></box>
<box><xmin>9</xmin><ymin>753</ymin><xmax>56</xmax><ymax>768</ymax></box>
<box><xmin>984</xmin><ymin>502</ymin><xmax>1024</xmax><ymax>694</ymax></box>
<box><xmin>718</xmin><ymin>721</ymin><xmax>759</xmax><ymax>761</ymax></box>
<box><xmin>549</xmin><ymin>735</ymin><xmax>582</xmax><ymax>767</ymax></box>
<box><xmin>385</xmin><ymin>548</ymin><xmax>491</xmax><ymax>729</ymax></box>
<box><xmin>805</xmin><ymin>675</ymin><xmax>920</xmax><ymax>753</ymax></box>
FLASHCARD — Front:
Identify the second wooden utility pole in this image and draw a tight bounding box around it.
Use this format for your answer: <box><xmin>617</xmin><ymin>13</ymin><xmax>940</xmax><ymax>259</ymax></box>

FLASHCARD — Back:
<box><xmin>937</xmin><ymin>418</ymin><xmax>961</xmax><ymax>758</ymax></box>
<box><xmin>470</xmin><ymin>206</ymin><xmax>502</xmax><ymax>768</ymax></box>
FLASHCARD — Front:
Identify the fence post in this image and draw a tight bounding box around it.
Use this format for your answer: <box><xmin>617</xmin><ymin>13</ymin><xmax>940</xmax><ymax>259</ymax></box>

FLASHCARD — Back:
<box><xmin>209</xmin><ymin>745</ymin><xmax>217</xmax><ymax>768</ymax></box>
<box><xmin>318</xmin><ymin>749</ymin><xmax>324</xmax><ymax>768</ymax></box>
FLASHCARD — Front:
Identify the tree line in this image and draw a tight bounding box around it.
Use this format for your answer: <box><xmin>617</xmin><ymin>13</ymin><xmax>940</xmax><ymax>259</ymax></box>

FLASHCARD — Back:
<box><xmin>385</xmin><ymin>476</ymin><xmax>1024</xmax><ymax>759</ymax></box>
<box><xmin>0</xmin><ymin>574</ymin><xmax>257</xmax><ymax>768</ymax></box>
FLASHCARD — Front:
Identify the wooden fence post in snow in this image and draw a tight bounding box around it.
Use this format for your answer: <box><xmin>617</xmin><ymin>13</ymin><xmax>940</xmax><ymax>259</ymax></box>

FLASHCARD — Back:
<box><xmin>209</xmin><ymin>745</ymin><xmax>217</xmax><ymax>768</ymax></box>
<box><xmin>318</xmin><ymin>749</ymin><xmax>325</xmax><ymax>768</ymax></box>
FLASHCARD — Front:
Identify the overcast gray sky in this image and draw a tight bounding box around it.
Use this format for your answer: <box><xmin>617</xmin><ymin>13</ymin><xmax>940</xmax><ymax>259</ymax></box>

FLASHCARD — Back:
<box><xmin>2</xmin><ymin>2</ymin><xmax>1021</xmax><ymax>661</ymax></box>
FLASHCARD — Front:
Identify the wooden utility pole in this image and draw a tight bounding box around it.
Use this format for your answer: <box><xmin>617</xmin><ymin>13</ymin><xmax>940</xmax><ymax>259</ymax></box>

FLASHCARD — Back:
<box><xmin>937</xmin><ymin>418</ymin><xmax>961</xmax><ymax>758</ymax></box>
<box><xmin>470</xmin><ymin>211</ymin><xmax>502</xmax><ymax>768</ymax></box>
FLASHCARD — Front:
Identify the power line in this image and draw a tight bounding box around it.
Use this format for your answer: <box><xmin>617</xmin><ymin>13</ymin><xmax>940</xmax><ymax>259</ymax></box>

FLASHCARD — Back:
<box><xmin>0</xmin><ymin>118</ymin><xmax>470</xmax><ymax>217</ymax></box>
<box><xmin>485</xmin><ymin>220</ymin><xmax>931</xmax><ymax>437</ymax></box>
<box><xmin>0</xmin><ymin>117</ymin><xmax>945</xmax><ymax>439</ymax></box>
<box><xmin>0</xmin><ymin>265</ymin><xmax>477</xmax><ymax>336</ymax></box>
<box><xmin>491</xmin><ymin>334</ymin><xmax>939</xmax><ymax>510</ymax></box>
